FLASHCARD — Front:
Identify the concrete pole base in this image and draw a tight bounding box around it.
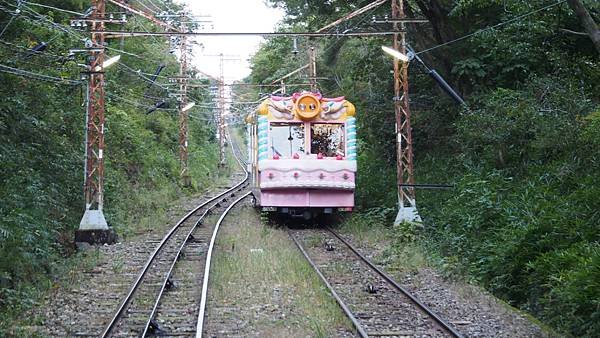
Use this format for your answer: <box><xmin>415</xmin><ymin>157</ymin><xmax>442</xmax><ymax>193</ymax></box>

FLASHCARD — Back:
<box><xmin>394</xmin><ymin>206</ymin><xmax>422</xmax><ymax>225</ymax></box>
<box><xmin>182</xmin><ymin>175</ymin><xmax>192</xmax><ymax>187</ymax></box>
<box><xmin>75</xmin><ymin>228</ymin><xmax>117</xmax><ymax>246</ymax></box>
<box><xmin>76</xmin><ymin>209</ymin><xmax>117</xmax><ymax>245</ymax></box>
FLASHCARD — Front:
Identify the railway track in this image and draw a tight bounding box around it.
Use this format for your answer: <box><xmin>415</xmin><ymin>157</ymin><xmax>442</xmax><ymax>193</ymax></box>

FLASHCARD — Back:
<box><xmin>290</xmin><ymin>227</ymin><xmax>464</xmax><ymax>338</ymax></box>
<box><xmin>100</xmin><ymin>131</ymin><xmax>249</xmax><ymax>338</ymax></box>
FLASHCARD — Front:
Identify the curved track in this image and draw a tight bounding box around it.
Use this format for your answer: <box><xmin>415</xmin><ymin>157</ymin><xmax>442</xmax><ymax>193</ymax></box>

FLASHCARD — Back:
<box><xmin>290</xmin><ymin>227</ymin><xmax>464</xmax><ymax>338</ymax></box>
<box><xmin>101</xmin><ymin>130</ymin><xmax>249</xmax><ymax>338</ymax></box>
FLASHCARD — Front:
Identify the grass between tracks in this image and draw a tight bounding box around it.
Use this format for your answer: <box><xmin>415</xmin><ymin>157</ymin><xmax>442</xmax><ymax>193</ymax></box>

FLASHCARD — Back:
<box><xmin>207</xmin><ymin>206</ymin><xmax>353</xmax><ymax>337</ymax></box>
<box><xmin>339</xmin><ymin>210</ymin><xmax>428</xmax><ymax>275</ymax></box>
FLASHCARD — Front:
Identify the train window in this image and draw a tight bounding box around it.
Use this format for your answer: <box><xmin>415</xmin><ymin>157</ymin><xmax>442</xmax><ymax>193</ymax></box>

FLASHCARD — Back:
<box><xmin>310</xmin><ymin>123</ymin><xmax>345</xmax><ymax>157</ymax></box>
<box><xmin>269</xmin><ymin>122</ymin><xmax>305</xmax><ymax>158</ymax></box>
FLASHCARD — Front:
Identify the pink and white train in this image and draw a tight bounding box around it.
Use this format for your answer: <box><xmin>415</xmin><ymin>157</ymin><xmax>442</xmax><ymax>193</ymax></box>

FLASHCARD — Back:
<box><xmin>246</xmin><ymin>91</ymin><xmax>357</xmax><ymax>219</ymax></box>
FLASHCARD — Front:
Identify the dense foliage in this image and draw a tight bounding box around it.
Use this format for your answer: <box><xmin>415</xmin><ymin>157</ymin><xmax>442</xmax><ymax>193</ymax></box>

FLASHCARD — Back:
<box><xmin>0</xmin><ymin>0</ymin><xmax>220</xmax><ymax>327</ymax></box>
<box><xmin>248</xmin><ymin>0</ymin><xmax>599</xmax><ymax>335</ymax></box>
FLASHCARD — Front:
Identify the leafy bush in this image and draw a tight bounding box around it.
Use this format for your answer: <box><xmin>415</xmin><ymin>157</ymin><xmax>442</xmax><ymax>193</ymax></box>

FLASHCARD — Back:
<box><xmin>0</xmin><ymin>0</ymin><xmax>222</xmax><ymax>330</ymax></box>
<box><xmin>419</xmin><ymin>76</ymin><xmax>600</xmax><ymax>336</ymax></box>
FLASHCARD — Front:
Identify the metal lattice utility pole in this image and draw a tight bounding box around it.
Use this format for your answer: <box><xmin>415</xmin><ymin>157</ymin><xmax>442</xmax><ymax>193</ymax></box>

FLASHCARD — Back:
<box><xmin>308</xmin><ymin>45</ymin><xmax>317</xmax><ymax>92</ymax></box>
<box><xmin>392</xmin><ymin>0</ymin><xmax>421</xmax><ymax>224</ymax></box>
<box><xmin>218</xmin><ymin>53</ymin><xmax>226</xmax><ymax>167</ymax></box>
<box><xmin>200</xmin><ymin>53</ymin><xmax>238</xmax><ymax>167</ymax></box>
<box><xmin>179</xmin><ymin>16</ymin><xmax>191</xmax><ymax>187</ymax></box>
<box><xmin>76</xmin><ymin>0</ymin><xmax>116</xmax><ymax>244</ymax></box>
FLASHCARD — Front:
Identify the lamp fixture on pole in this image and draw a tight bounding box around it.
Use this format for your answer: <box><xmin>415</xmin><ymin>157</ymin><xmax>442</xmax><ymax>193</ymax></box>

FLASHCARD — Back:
<box><xmin>382</xmin><ymin>45</ymin><xmax>466</xmax><ymax>106</ymax></box>
<box><xmin>181</xmin><ymin>101</ymin><xmax>195</xmax><ymax>112</ymax></box>
<box><xmin>381</xmin><ymin>46</ymin><xmax>410</xmax><ymax>62</ymax></box>
<box><xmin>93</xmin><ymin>54</ymin><xmax>121</xmax><ymax>71</ymax></box>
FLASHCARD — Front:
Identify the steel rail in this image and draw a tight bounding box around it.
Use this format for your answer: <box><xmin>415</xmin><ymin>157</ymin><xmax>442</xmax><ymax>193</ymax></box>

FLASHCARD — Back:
<box><xmin>326</xmin><ymin>227</ymin><xmax>464</xmax><ymax>338</ymax></box>
<box><xmin>141</xmin><ymin>126</ymin><xmax>249</xmax><ymax>336</ymax></box>
<box><xmin>289</xmin><ymin>232</ymin><xmax>369</xmax><ymax>338</ymax></box>
<box><xmin>101</xmin><ymin>129</ymin><xmax>249</xmax><ymax>338</ymax></box>
<box><xmin>139</xmin><ymin>193</ymin><xmax>235</xmax><ymax>336</ymax></box>
<box><xmin>195</xmin><ymin>191</ymin><xmax>251</xmax><ymax>337</ymax></box>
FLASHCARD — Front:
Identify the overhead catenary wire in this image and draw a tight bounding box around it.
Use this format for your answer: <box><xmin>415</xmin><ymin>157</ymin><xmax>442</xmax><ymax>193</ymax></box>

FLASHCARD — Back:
<box><xmin>137</xmin><ymin>0</ymin><xmax>161</xmax><ymax>13</ymax></box>
<box><xmin>416</xmin><ymin>0</ymin><xmax>567</xmax><ymax>55</ymax></box>
<box><xmin>0</xmin><ymin>37</ymin><xmax>68</xmax><ymax>61</ymax></box>
<box><xmin>117</xmin><ymin>62</ymin><xmax>170</xmax><ymax>90</ymax></box>
<box><xmin>132</xmin><ymin>0</ymin><xmax>158</xmax><ymax>16</ymax></box>
<box><xmin>0</xmin><ymin>63</ymin><xmax>81</xmax><ymax>84</ymax></box>
<box><xmin>0</xmin><ymin>0</ymin><xmax>195</xmax><ymax>117</ymax></box>
<box><xmin>99</xmin><ymin>30</ymin><xmax>404</xmax><ymax>38</ymax></box>
<box><xmin>1</xmin><ymin>3</ymin><xmax>182</xmax><ymax>100</ymax></box>
<box><xmin>134</xmin><ymin>16</ymin><xmax>163</xmax><ymax>45</ymax></box>
<box><xmin>0</xmin><ymin>5</ymin><xmax>144</xmax><ymax>67</ymax></box>
<box><xmin>0</xmin><ymin>0</ymin><xmax>23</xmax><ymax>38</ymax></box>
<box><xmin>263</xmin><ymin>0</ymin><xmax>387</xmax><ymax>89</ymax></box>
<box><xmin>24</xmin><ymin>1</ymin><xmax>83</xmax><ymax>16</ymax></box>
<box><xmin>2</xmin><ymin>1</ymin><xmax>146</xmax><ymax>59</ymax></box>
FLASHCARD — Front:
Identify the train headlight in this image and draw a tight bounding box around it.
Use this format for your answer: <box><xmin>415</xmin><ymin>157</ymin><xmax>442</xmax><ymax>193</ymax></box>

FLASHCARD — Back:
<box><xmin>294</xmin><ymin>94</ymin><xmax>321</xmax><ymax>121</ymax></box>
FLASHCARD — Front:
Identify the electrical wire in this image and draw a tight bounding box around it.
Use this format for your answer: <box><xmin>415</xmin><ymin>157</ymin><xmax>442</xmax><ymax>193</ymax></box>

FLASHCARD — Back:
<box><xmin>24</xmin><ymin>1</ymin><xmax>83</xmax><ymax>16</ymax></box>
<box><xmin>149</xmin><ymin>0</ymin><xmax>176</xmax><ymax>15</ymax></box>
<box><xmin>0</xmin><ymin>63</ymin><xmax>80</xmax><ymax>84</ymax></box>
<box><xmin>0</xmin><ymin>37</ymin><xmax>68</xmax><ymax>60</ymax></box>
<box><xmin>106</xmin><ymin>92</ymin><xmax>153</xmax><ymax>108</ymax></box>
<box><xmin>4</xmin><ymin>1</ymin><xmax>146</xmax><ymax>59</ymax></box>
<box><xmin>0</xmin><ymin>0</ymin><xmax>23</xmax><ymax>38</ymax></box>
<box><xmin>132</xmin><ymin>0</ymin><xmax>158</xmax><ymax>16</ymax></box>
<box><xmin>117</xmin><ymin>62</ymin><xmax>170</xmax><ymax>90</ymax></box>
<box><xmin>18</xmin><ymin>3</ymin><xmax>79</xmax><ymax>37</ymax></box>
<box><xmin>138</xmin><ymin>0</ymin><xmax>161</xmax><ymax>13</ymax></box>
<box><xmin>416</xmin><ymin>0</ymin><xmax>567</xmax><ymax>55</ymax></box>
<box><xmin>132</xmin><ymin>14</ymin><xmax>163</xmax><ymax>45</ymax></box>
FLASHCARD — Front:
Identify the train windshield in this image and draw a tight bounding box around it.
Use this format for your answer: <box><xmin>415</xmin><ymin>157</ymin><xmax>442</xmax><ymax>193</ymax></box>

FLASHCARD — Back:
<box><xmin>269</xmin><ymin>122</ymin><xmax>305</xmax><ymax>158</ymax></box>
<box><xmin>311</xmin><ymin>123</ymin><xmax>345</xmax><ymax>157</ymax></box>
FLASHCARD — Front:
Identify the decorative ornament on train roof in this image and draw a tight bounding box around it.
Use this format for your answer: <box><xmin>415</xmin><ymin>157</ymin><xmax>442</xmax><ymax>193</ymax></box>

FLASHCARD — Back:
<box><xmin>256</xmin><ymin>91</ymin><xmax>356</xmax><ymax>121</ymax></box>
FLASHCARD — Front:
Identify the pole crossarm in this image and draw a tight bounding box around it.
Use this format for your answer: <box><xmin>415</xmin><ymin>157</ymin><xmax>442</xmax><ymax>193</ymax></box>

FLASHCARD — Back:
<box><xmin>97</xmin><ymin>30</ymin><xmax>402</xmax><ymax>38</ymax></box>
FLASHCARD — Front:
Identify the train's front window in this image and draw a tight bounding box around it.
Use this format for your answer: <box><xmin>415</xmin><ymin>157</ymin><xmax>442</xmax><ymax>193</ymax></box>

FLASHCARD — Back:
<box><xmin>269</xmin><ymin>122</ymin><xmax>305</xmax><ymax>158</ymax></box>
<box><xmin>311</xmin><ymin>123</ymin><xmax>345</xmax><ymax>157</ymax></box>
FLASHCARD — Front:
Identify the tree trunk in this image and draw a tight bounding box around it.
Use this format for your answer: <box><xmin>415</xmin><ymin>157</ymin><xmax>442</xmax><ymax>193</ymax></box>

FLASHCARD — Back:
<box><xmin>566</xmin><ymin>0</ymin><xmax>600</xmax><ymax>55</ymax></box>
<box><xmin>412</xmin><ymin>0</ymin><xmax>457</xmax><ymax>79</ymax></box>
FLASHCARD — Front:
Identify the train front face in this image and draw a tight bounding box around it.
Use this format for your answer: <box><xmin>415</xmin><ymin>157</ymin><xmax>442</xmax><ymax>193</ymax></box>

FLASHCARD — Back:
<box><xmin>252</xmin><ymin>92</ymin><xmax>357</xmax><ymax>219</ymax></box>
